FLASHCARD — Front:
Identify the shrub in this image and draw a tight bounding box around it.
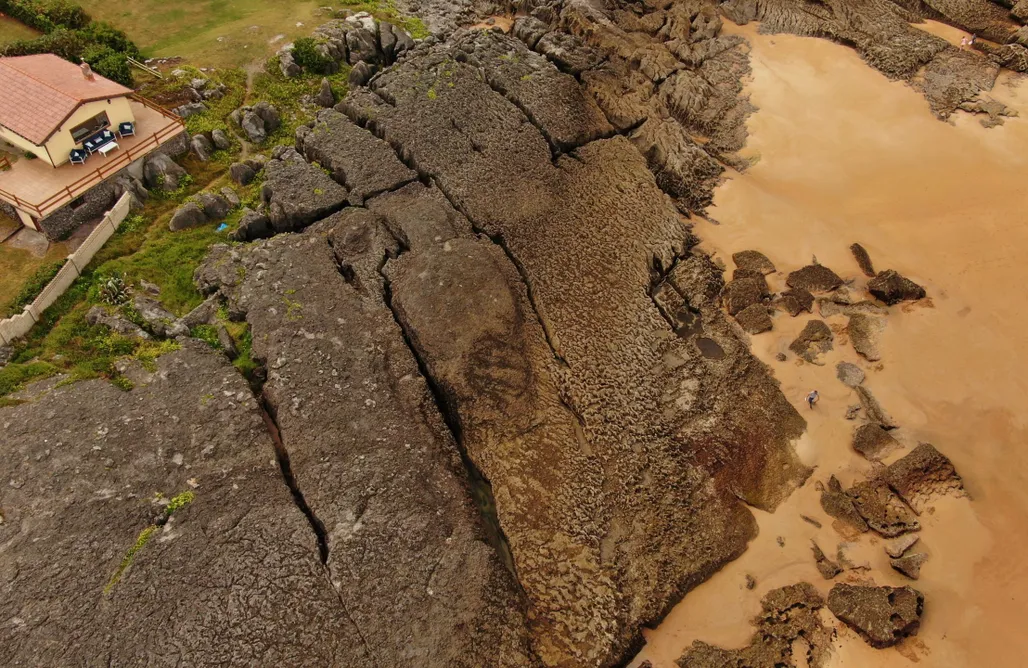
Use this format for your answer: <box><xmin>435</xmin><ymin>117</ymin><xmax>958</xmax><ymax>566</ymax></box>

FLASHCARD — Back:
<box><xmin>291</xmin><ymin>37</ymin><xmax>334</xmax><ymax>74</ymax></box>
<box><xmin>0</xmin><ymin>0</ymin><xmax>90</xmax><ymax>32</ymax></box>
<box><xmin>78</xmin><ymin>20</ymin><xmax>138</xmax><ymax>58</ymax></box>
<box><xmin>81</xmin><ymin>43</ymin><xmax>132</xmax><ymax>86</ymax></box>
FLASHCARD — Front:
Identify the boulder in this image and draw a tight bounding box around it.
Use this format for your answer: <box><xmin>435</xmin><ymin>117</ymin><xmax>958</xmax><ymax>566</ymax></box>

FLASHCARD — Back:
<box><xmin>240</xmin><ymin>111</ymin><xmax>267</xmax><ymax>143</ymax></box>
<box><xmin>811</xmin><ymin>541</ymin><xmax>841</xmax><ymax>579</ymax></box>
<box><xmin>190</xmin><ymin>134</ymin><xmax>213</xmax><ymax>162</ymax></box>
<box><xmin>786</xmin><ymin>264</ymin><xmax>844</xmax><ymax>292</ymax></box>
<box><xmin>215</xmin><ymin>323</ymin><xmax>237</xmax><ymax>358</ymax></box>
<box><xmin>850</xmin><ymin>242</ymin><xmax>876</xmax><ymax>277</ymax></box>
<box><xmin>229</xmin><ymin>162</ymin><xmax>257</xmax><ymax>186</ymax></box>
<box><xmin>211</xmin><ymin>128</ymin><xmax>232</xmax><ymax>150</ymax></box>
<box><xmin>173</xmin><ymin>101</ymin><xmax>206</xmax><ymax>118</ymax></box>
<box><xmin>513</xmin><ymin>16</ymin><xmax>550</xmax><ymax>49</ymax></box>
<box><xmin>776</xmin><ymin>287</ymin><xmax>814</xmax><ymax>316</ymax></box>
<box><xmin>721</xmin><ymin>277</ymin><xmax>765</xmax><ymax>315</ymax></box>
<box><xmin>300</xmin><ymin>109</ymin><xmax>416</xmax><ymax>206</ymax></box>
<box><xmin>132</xmin><ymin>294</ymin><xmax>188</xmax><ymax>338</ymax></box>
<box><xmin>891</xmin><ymin>552</ymin><xmax>929</xmax><ymax>579</ymax></box>
<box><xmin>84</xmin><ymin>305</ymin><xmax>150</xmax><ymax>339</ymax></box>
<box><xmin>231</xmin><ymin>208</ymin><xmax>273</xmax><ymax>242</ymax></box>
<box><xmin>885</xmin><ymin>534</ymin><xmax>921</xmax><ymax>559</ymax></box>
<box><xmin>827</xmin><ymin>583</ymin><xmax>924</xmax><ymax>648</ymax></box>
<box><xmin>279</xmin><ymin>49</ymin><xmax>301</xmax><ymax>77</ymax></box>
<box><xmin>378</xmin><ymin>21</ymin><xmax>398</xmax><ymax>61</ymax></box>
<box><xmin>732</xmin><ymin>268</ymin><xmax>769</xmax><ymax>292</ymax></box>
<box><xmin>143</xmin><ymin>153</ymin><xmax>188</xmax><ymax>192</ymax></box>
<box><xmin>111</xmin><ymin>173</ymin><xmax>148</xmax><ymax>211</ymax></box>
<box><xmin>868</xmin><ymin>269</ymin><xmax>926</xmax><ymax>305</ymax></box>
<box><xmin>196</xmin><ymin>193</ymin><xmax>232</xmax><ymax>221</ymax></box>
<box><xmin>180</xmin><ymin>295</ymin><xmax>219</xmax><ymax>328</ymax></box>
<box><xmin>852</xmin><ymin>422</ymin><xmax>898</xmax><ymax>460</ymax></box>
<box><xmin>190</xmin><ymin>77</ymin><xmax>208</xmax><ymax>91</ymax></box>
<box><xmin>847</xmin><ymin>313</ymin><xmax>885</xmax><ymax>361</ymax></box>
<box><xmin>261</xmin><ymin>150</ymin><xmax>349</xmax><ymax>233</ymax></box>
<box><xmin>734</xmin><ymin>303</ymin><xmax>772</xmax><ymax>334</ymax></box>
<box><xmin>169</xmin><ymin>201</ymin><xmax>208</xmax><ymax>231</ymax></box>
<box><xmin>835</xmin><ymin>361</ymin><xmax>864</xmax><ymax>387</ymax></box>
<box><xmin>855</xmin><ymin>385</ymin><xmax>898</xmax><ymax>429</ymax></box>
<box><xmin>254</xmin><ymin>102</ymin><xmax>281</xmax><ymax>134</ymax></box>
<box><xmin>346</xmin><ymin>27</ymin><xmax>381</xmax><ymax>65</ymax></box>
<box><xmin>847</xmin><ymin>480</ymin><xmax>920</xmax><ymax>537</ymax></box>
<box><xmin>220</xmin><ymin>187</ymin><xmax>241</xmax><ymax>208</ymax></box>
<box><xmin>316</xmin><ymin>77</ymin><xmax>335</xmax><ymax>107</ymax></box>
<box><xmin>732</xmin><ymin>249</ymin><xmax>776</xmax><ymax>274</ymax></box>
<box><xmin>820</xmin><ymin>475</ymin><xmax>869</xmax><ymax>533</ymax></box>
<box><xmin>348</xmin><ymin>60</ymin><xmax>375</xmax><ymax>87</ymax></box>
<box><xmin>788</xmin><ymin>319</ymin><xmax>833</xmax><ymax>363</ymax></box>
<box><xmin>882</xmin><ymin>442</ymin><xmax>964</xmax><ymax>514</ymax></box>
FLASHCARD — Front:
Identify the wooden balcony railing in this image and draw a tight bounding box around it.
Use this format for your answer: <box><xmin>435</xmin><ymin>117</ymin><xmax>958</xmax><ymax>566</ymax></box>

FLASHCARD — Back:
<box><xmin>0</xmin><ymin>156</ymin><xmax>10</xmax><ymax>171</ymax></box>
<box><xmin>0</xmin><ymin>95</ymin><xmax>184</xmax><ymax>219</ymax></box>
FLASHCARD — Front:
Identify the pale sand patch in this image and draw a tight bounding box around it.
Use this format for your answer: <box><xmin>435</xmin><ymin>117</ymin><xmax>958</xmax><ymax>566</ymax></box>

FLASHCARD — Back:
<box><xmin>631</xmin><ymin>23</ymin><xmax>1028</xmax><ymax>668</ymax></box>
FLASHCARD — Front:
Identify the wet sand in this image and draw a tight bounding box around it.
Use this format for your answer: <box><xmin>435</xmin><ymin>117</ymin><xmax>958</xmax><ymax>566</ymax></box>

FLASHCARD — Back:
<box><xmin>631</xmin><ymin>22</ymin><xmax>1028</xmax><ymax>667</ymax></box>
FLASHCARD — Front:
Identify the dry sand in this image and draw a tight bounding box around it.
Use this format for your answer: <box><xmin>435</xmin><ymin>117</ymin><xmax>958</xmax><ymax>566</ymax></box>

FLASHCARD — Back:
<box><xmin>630</xmin><ymin>22</ymin><xmax>1028</xmax><ymax>668</ymax></box>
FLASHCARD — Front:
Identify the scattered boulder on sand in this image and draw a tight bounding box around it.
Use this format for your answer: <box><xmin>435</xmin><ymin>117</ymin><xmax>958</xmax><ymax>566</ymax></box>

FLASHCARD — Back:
<box><xmin>836</xmin><ymin>361</ymin><xmax>865</xmax><ymax>387</ymax></box>
<box><xmin>788</xmin><ymin>319</ymin><xmax>834</xmax><ymax>363</ymax></box>
<box><xmin>852</xmin><ymin>422</ymin><xmax>899</xmax><ymax>460</ymax></box>
<box><xmin>855</xmin><ymin>385</ymin><xmax>898</xmax><ymax>429</ymax></box>
<box><xmin>732</xmin><ymin>250</ymin><xmax>776</xmax><ymax>275</ymax></box>
<box><xmin>679</xmin><ymin>583</ymin><xmax>832</xmax><ymax>667</ymax></box>
<box><xmin>821</xmin><ymin>475</ymin><xmax>869</xmax><ymax>533</ymax></box>
<box><xmin>850</xmin><ymin>243</ymin><xmax>876</xmax><ymax>277</ymax></box>
<box><xmin>882</xmin><ymin>442</ymin><xmax>965</xmax><ymax>514</ymax></box>
<box><xmin>734</xmin><ymin>303</ymin><xmax>773</xmax><ymax>334</ymax></box>
<box><xmin>848</xmin><ymin>312</ymin><xmax>887</xmax><ymax>359</ymax></box>
<box><xmin>886</xmin><ymin>534</ymin><xmax>921</xmax><ymax>559</ymax></box>
<box><xmin>721</xmin><ymin>277</ymin><xmax>766</xmax><ymax>315</ymax></box>
<box><xmin>868</xmin><ymin>269</ymin><xmax>926</xmax><ymax>305</ymax></box>
<box><xmin>776</xmin><ymin>287</ymin><xmax>814</xmax><ymax>316</ymax></box>
<box><xmin>827</xmin><ymin>583</ymin><xmax>924</xmax><ymax>649</ymax></box>
<box><xmin>811</xmin><ymin>541</ymin><xmax>842</xmax><ymax>579</ymax></box>
<box><xmin>786</xmin><ymin>264</ymin><xmax>844</xmax><ymax>292</ymax></box>
<box><xmin>848</xmin><ymin>480</ymin><xmax>921</xmax><ymax>537</ymax></box>
<box><xmin>891</xmin><ymin>552</ymin><xmax>930</xmax><ymax>580</ymax></box>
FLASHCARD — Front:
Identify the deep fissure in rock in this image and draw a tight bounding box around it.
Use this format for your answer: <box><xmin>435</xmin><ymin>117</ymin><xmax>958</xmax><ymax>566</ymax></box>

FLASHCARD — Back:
<box><xmin>257</xmin><ymin>393</ymin><xmax>330</xmax><ymax>565</ymax></box>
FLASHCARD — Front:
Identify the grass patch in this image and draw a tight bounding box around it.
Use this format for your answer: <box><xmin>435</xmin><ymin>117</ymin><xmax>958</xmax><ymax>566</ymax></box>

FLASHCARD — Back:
<box><xmin>104</xmin><ymin>490</ymin><xmax>196</xmax><ymax>595</ymax></box>
<box><xmin>0</xmin><ymin>15</ymin><xmax>40</xmax><ymax>45</ymax></box>
<box><xmin>337</xmin><ymin>0</ymin><xmax>429</xmax><ymax>39</ymax></box>
<box><xmin>251</xmin><ymin>65</ymin><xmax>351</xmax><ymax>143</ymax></box>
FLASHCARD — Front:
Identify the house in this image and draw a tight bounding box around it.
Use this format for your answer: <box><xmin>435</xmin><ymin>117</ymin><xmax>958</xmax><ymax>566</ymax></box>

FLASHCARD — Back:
<box><xmin>0</xmin><ymin>54</ymin><xmax>186</xmax><ymax>239</ymax></box>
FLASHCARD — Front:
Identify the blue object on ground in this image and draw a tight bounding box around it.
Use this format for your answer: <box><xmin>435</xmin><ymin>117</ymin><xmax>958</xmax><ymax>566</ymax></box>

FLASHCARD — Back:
<box><xmin>216</xmin><ymin>223</ymin><xmax>228</xmax><ymax>232</ymax></box>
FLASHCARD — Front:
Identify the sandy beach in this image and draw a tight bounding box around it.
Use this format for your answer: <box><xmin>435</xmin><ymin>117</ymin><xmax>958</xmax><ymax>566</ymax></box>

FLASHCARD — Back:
<box><xmin>632</xmin><ymin>21</ymin><xmax>1028</xmax><ymax>668</ymax></box>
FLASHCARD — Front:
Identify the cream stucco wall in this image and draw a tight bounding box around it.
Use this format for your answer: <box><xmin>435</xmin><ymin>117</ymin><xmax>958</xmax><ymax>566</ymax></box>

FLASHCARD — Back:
<box><xmin>46</xmin><ymin>97</ymin><xmax>134</xmax><ymax>166</ymax></box>
<box><xmin>0</xmin><ymin>125</ymin><xmax>56</xmax><ymax>167</ymax></box>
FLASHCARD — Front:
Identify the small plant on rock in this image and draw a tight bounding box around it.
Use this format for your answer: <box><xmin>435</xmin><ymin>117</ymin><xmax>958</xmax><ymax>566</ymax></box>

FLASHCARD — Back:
<box><xmin>96</xmin><ymin>274</ymin><xmax>128</xmax><ymax>305</ymax></box>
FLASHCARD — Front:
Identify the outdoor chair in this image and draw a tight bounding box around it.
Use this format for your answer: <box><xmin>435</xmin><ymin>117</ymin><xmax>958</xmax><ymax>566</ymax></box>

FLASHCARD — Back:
<box><xmin>118</xmin><ymin>122</ymin><xmax>135</xmax><ymax>138</ymax></box>
<box><xmin>69</xmin><ymin>149</ymin><xmax>88</xmax><ymax>165</ymax></box>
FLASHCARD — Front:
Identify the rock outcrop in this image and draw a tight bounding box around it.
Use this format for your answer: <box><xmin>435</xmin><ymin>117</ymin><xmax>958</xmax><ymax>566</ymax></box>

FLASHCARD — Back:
<box><xmin>788</xmin><ymin>319</ymin><xmax>833</xmax><ymax>363</ymax></box>
<box><xmin>882</xmin><ymin>442</ymin><xmax>965</xmax><ymax>514</ymax></box>
<box><xmin>260</xmin><ymin>148</ymin><xmax>348</xmax><ymax>232</ymax></box>
<box><xmin>827</xmin><ymin>583</ymin><xmax>924</xmax><ymax>648</ymax></box>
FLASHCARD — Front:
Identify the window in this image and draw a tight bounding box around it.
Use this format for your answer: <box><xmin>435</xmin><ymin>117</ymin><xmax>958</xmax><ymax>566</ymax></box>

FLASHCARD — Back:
<box><xmin>69</xmin><ymin>111</ymin><xmax>110</xmax><ymax>144</ymax></box>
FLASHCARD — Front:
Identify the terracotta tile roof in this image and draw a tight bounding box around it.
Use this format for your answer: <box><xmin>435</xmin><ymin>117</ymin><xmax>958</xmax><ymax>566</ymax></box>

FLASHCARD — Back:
<box><xmin>0</xmin><ymin>54</ymin><xmax>132</xmax><ymax>146</ymax></box>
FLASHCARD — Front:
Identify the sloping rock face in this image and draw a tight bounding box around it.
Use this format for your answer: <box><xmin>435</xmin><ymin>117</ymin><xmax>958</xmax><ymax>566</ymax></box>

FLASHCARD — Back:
<box><xmin>828</xmin><ymin>583</ymin><xmax>924</xmax><ymax>648</ymax></box>
<box><xmin>0</xmin><ymin>344</ymin><xmax>375</xmax><ymax>666</ymax></box>
<box><xmin>335</xmin><ymin>32</ymin><xmax>808</xmax><ymax>666</ymax></box>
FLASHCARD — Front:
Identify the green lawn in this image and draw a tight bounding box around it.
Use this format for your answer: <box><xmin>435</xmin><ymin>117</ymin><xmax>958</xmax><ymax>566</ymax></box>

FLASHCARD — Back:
<box><xmin>0</xmin><ymin>15</ymin><xmax>40</xmax><ymax>45</ymax></box>
<box><xmin>75</xmin><ymin>0</ymin><xmax>335</xmax><ymax>68</ymax></box>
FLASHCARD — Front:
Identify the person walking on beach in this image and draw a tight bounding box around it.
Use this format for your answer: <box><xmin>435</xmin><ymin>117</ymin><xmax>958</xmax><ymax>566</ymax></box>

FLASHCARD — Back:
<box><xmin>806</xmin><ymin>390</ymin><xmax>819</xmax><ymax>409</ymax></box>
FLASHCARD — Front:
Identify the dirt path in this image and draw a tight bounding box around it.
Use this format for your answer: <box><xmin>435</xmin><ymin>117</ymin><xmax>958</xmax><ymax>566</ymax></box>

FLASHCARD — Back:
<box><xmin>225</xmin><ymin>63</ymin><xmax>262</xmax><ymax>161</ymax></box>
<box><xmin>631</xmin><ymin>22</ymin><xmax>1028</xmax><ymax>668</ymax></box>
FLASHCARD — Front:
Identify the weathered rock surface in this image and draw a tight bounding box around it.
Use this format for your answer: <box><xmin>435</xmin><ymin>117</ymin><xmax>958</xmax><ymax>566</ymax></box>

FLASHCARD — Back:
<box><xmin>868</xmin><ymin>269</ymin><xmax>927</xmax><ymax>305</ymax></box>
<box><xmin>850</xmin><ymin>242</ymin><xmax>876</xmax><ymax>277</ymax></box>
<box><xmin>788</xmin><ymin>319</ymin><xmax>833</xmax><ymax>363</ymax></box>
<box><xmin>735</xmin><ymin>302</ymin><xmax>772</xmax><ymax>334</ymax></box>
<box><xmin>855</xmin><ymin>384</ymin><xmax>898</xmax><ymax>429</ymax></box>
<box><xmin>886</xmin><ymin>534</ymin><xmax>921</xmax><ymax>559</ymax></box>
<box><xmin>231</xmin><ymin>207</ymin><xmax>273</xmax><ymax>242</ymax></box>
<box><xmin>142</xmin><ymin>153</ymin><xmax>187</xmax><ymax>192</ymax></box>
<box><xmin>733</xmin><ymin>249</ymin><xmax>776</xmax><ymax>274</ymax></box>
<box><xmin>229</xmin><ymin>161</ymin><xmax>257</xmax><ymax>185</ymax></box>
<box><xmin>260</xmin><ymin>148</ymin><xmax>348</xmax><ymax>232</ymax></box>
<box><xmin>891</xmin><ymin>552</ymin><xmax>929</xmax><ymax>579</ymax></box>
<box><xmin>848</xmin><ymin>480</ymin><xmax>921</xmax><ymax>537</ymax></box>
<box><xmin>852</xmin><ymin>422</ymin><xmax>898</xmax><ymax>460</ymax></box>
<box><xmin>821</xmin><ymin>475</ymin><xmax>869</xmax><ymax>533</ymax></box>
<box><xmin>836</xmin><ymin>361</ymin><xmax>865</xmax><ymax>387</ymax></box>
<box><xmin>827</xmin><ymin>583</ymin><xmax>924</xmax><ymax>649</ymax></box>
<box><xmin>882</xmin><ymin>442</ymin><xmax>965</xmax><ymax>514</ymax></box>
<box><xmin>678</xmin><ymin>583</ymin><xmax>832</xmax><ymax>667</ymax></box>
<box><xmin>190</xmin><ymin>133</ymin><xmax>213</xmax><ymax>161</ymax></box>
<box><xmin>786</xmin><ymin>264</ymin><xmax>844</xmax><ymax>293</ymax></box>
<box><xmin>132</xmin><ymin>293</ymin><xmax>188</xmax><ymax>338</ymax></box>
<box><xmin>299</xmin><ymin>109</ymin><xmax>416</xmax><ymax>205</ymax></box>
<box><xmin>722</xmin><ymin>277</ymin><xmax>765</xmax><ymax>315</ymax></box>
<box><xmin>0</xmin><ymin>344</ymin><xmax>377</xmax><ymax>665</ymax></box>
<box><xmin>195</xmin><ymin>234</ymin><xmax>536</xmax><ymax>666</ymax></box>
<box><xmin>84</xmin><ymin>305</ymin><xmax>149</xmax><ymax>339</ymax></box>
<box><xmin>848</xmin><ymin>313</ymin><xmax>885</xmax><ymax>362</ymax></box>
<box><xmin>812</xmin><ymin>541</ymin><xmax>842</xmax><ymax>580</ymax></box>
<box><xmin>169</xmin><ymin>201</ymin><xmax>207</xmax><ymax>231</ymax></box>
<box><xmin>777</xmin><ymin>287</ymin><xmax>814</xmax><ymax>316</ymax></box>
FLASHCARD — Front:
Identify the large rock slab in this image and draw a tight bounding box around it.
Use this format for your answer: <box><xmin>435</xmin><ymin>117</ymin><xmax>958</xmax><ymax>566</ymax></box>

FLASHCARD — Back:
<box><xmin>261</xmin><ymin>148</ymin><xmax>349</xmax><ymax>232</ymax></box>
<box><xmin>786</xmin><ymin>264</ymin><xmax>844</xmax><ymax>293</ymax></box>
<box><xmin>882</xmin><ymin>442</ymin><xmax>965</xmax><ymax>514</ymax></box>
<box><xmin>0</xmin><ymin>344</ymin><xmax>375</xmax><ymax>666</ymax></box>
<box><xmin>299</xmin><ymin>109</ymin><xmax>416</xmax><ymax>205</ymax></box>
<box><xmin>828</xmin><ymin>583</ymin><xmax>924</xmax><ymax>649</ymax></box>
<box><xmin>338</xmin><ymin>35</ymin><xmax>809</xmax><ymax>665</ymax></box>
<box><xmin>868</xmin><ymin>269</ymin><xmax>927</xmax><ymax>305</ymax></box>
<box><xmin>195</xmin><ymin>232</ymin><xmax>535</xmax><ymax>667</ymax></box>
